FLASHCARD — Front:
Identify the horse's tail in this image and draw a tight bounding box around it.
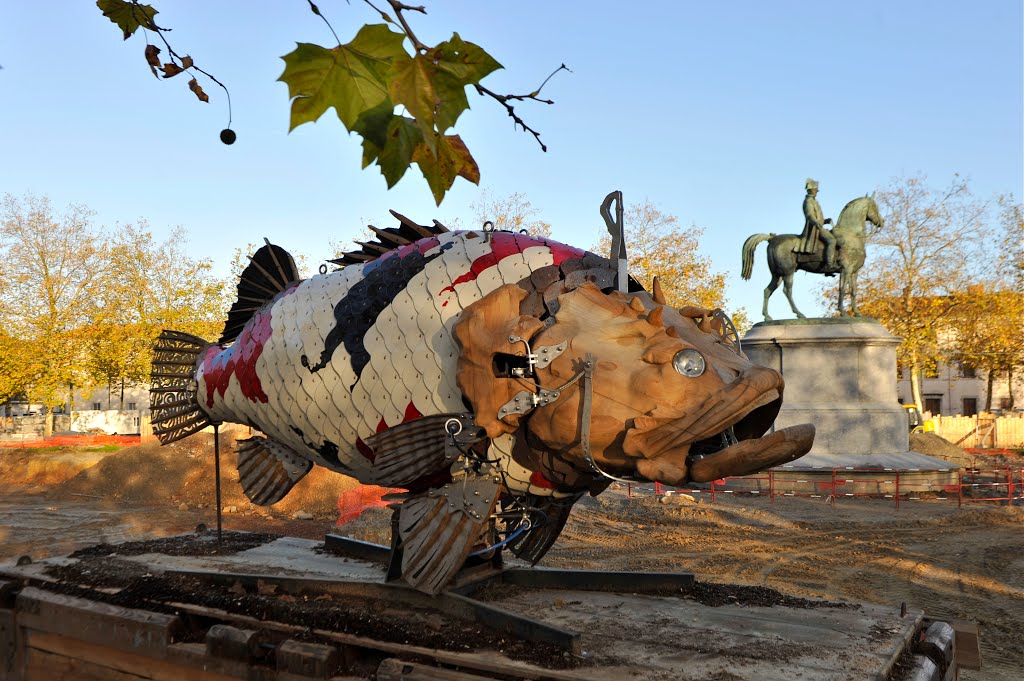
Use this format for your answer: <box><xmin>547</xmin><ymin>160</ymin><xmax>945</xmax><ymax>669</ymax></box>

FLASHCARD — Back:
<box><xmin>741</xmin><ymin>233</ymin><xmax>774</xmax><ymax>280</ymax></box>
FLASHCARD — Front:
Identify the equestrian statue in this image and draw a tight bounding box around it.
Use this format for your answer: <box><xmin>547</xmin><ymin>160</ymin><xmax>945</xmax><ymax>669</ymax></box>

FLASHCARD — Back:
<box><xmin>741</xmin><ymin>179</ymin><xmax>884</xmax><ymax>321</ymax></box>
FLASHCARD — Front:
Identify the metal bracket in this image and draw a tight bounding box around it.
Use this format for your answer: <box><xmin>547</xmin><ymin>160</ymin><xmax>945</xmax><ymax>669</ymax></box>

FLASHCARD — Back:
<box><xmin>427</xmin><ymin>472</ymin><xmax>499</xmax><ymax>522</ymax></box>
<box><xmin>533</xmin><ymin>341</ymin><xmax>567</xmax><ymax>369</ymax></box>
<box><xmin>498</xmin><ymin>387</ymin><xmax>561</xmax><ymax>419</ymax></box>
<box><xmin>443</xmin><ymin>415</ymin><xmax>487</xmax><ymax>461</ymax></box>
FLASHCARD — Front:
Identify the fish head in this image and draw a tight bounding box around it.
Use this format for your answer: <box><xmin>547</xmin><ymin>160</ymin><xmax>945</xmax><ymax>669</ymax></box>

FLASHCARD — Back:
<box><xmin>455</xmin><ymin>283</ymin><xmax>813</xmax><ymax>487</ymax></box>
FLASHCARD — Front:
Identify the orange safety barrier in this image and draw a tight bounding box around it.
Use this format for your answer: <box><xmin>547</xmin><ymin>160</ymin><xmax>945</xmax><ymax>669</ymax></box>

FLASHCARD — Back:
<box><xmin>619</xmin><ymin>465</ymin><xmax>1024</xmax><ymax>510</ymax></box>
<box><xmin>0</xmin><ymin>434</ymin><xmax>141</xmax><ymax>448</ymax></box>
<box><xmin>336</xmin><ymin>485</ymin><xmax>400</xmax><ymax>526</ymax></box>
<box><xmin>964</xmin><ymin>447</ymin><xmax>1018</xmax><ymax>456</ymax></box>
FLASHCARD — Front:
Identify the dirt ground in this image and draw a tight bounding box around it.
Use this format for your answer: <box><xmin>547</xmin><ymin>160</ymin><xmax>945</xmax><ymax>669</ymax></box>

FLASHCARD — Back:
<box><xmin>1</xmin><ymin>437</ymin><xmax>1022</xmax><ymax>680</ymax></box>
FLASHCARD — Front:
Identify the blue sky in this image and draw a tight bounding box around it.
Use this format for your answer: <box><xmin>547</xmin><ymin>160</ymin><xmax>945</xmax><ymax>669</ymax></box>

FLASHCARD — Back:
<box><xmin>1</xmin><ymin>1</ymin><xmax>1021</xmax><ymax>320</ymax></box>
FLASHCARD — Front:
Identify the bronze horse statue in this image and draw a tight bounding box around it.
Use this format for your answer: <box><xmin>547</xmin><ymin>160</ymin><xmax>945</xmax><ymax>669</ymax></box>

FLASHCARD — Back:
<box><xmin>741</xmin><ymin>195</ymin><xmax>884</xmax><ymax>320</ymax></box>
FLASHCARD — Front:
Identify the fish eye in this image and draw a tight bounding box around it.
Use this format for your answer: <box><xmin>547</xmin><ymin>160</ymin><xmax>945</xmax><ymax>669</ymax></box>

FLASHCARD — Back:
<box><xmin>672</xmin><ymin>349</ymin><xmax>705</xmax><ymax>377</ymax></box>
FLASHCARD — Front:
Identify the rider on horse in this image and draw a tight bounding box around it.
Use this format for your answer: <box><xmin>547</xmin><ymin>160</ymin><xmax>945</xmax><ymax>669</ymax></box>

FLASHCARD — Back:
<box><xmin>796</xmin><ymin>179</ymin><xmax>837</xmax><ymax>271</ymax></box>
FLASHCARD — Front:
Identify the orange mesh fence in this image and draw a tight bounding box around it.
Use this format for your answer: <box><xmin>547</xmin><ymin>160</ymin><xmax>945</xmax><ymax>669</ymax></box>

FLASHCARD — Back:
<box><xmin>336</xmin><ymin>485</ymin><xmax>400</xmax><ymax>526</ymax></box>
<box><xmin>0</xmin><ymin>434</ymin><xmax>141</xmax><ymax>448</ymax></box>
<box><xmin>964</xmin><ymin>447</ymin><xmax>1019</xmax><ymax>456</ymax></box>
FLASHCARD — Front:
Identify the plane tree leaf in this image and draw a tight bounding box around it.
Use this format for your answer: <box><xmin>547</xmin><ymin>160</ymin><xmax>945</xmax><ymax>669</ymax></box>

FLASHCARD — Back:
<box><xmin>278</xmin><ymin>24</ymin><xmax>408</xmax><ymax>132</ymax></box>
<box><xmin>432</xmin><ymin>33</ymin><xmax>502</xmax><ymax>84</ymax></box>
<box><xmin>377</xmin><ymin>117</ymin><xmax>423</xmax><ymax>187</ymax></box>
<box><xmin>355</xmin><ymin>102</ymin><xmax>397</xmax><ymax>168</ymax></box>
<box><xmin>389</xmin><ymin>33</ymin><xmax>502</xmax><ymax>143</ymax></box>
<box><xmin>412</xmin><ymin>134</ymin><xmax>480</xmax><ymax>205</ymax></box>
<box><xmin>97</xmin><ymin>0</ymin><xmax>159</xmax><ymax>40</ymax></box>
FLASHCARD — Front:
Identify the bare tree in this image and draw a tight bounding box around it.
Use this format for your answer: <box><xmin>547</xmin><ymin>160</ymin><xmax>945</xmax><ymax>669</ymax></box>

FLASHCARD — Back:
<box><xmin>855</xmin><ymin>176</ymin><xmax>999</xmax><ymax>408</ymax></box>
<box><xmin>471</xmin><ymin>190</ymin><xmax>552</xmax><ymax>238</ymax></box>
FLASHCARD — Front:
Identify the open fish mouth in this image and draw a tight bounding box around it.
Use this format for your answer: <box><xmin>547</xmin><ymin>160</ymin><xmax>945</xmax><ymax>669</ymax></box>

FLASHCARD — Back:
<box><xmin>686</xmin><ymin>423</ymin><xmax>815</xmax><ymax>482</ymax></box>
<box><xmin>624</xmin><ymin>366</ymin><xmax>815</xmax><ymax>484</ymax></box>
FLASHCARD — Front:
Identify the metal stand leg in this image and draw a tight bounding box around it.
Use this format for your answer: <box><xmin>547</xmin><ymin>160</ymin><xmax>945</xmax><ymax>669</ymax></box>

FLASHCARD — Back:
<box><xmin>385</xmin><ymin>506</ymin><xmax>403</xmax><ymax>582</ymax></box>
<box><xmin>213</xmin><ymin>423</ymin><xmax>222</xmax><ymax>543</ymax></box>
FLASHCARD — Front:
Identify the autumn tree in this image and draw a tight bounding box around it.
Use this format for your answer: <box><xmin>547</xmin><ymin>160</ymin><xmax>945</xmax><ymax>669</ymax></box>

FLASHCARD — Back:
<box><xmin>0</xmin><ymin>194</ymin><xmax>108</xmax><ymax>417</ymax></box>
<box><xmin>944</xmin><ymin>198</ymin><xmax>1024</xmax><ymax>410</ymax></box>
<box><xmin>854</xmin><ymin>176</ymin><xmax>1000</xmax><ymax>407</ymax></box>
<box><xmin>947</xmin><ymin>286</ymin><xmax>1024</xmax><ymax>411</ymax></box>
<box><xmin>594</xmin><ymin>199</ymin><xmax>748</xmax><ymax>328</ymax></box>
<box><xmin>0</xmin><ymin>195</ymin><xmax>230</xmax><ymax>414</ymax></box>
<box><xmin>470</xmin><ymin>190</ymin><xmax>552</xmax><ymax>238</ymax></box>
<box><xmin>0</xmin><ymin>332</ymin><xmax>40</xmax><ymax>408</ymax></box>
<box><xmin>87</xmin><ymin>223</ymin><xmax>227</xmax><ymax>407</ymax></box>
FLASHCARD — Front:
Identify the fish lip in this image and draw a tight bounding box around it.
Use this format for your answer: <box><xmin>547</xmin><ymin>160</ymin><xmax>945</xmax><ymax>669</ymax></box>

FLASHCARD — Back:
<box><xmin>687</xmin><ymin>424</ymin><xmax>815</xmax><ymax>483</ymax></box>
<box><xmin>623</xmin><ymin>366</ymin><xmax>784</xmax><ymax>461</ymax></box>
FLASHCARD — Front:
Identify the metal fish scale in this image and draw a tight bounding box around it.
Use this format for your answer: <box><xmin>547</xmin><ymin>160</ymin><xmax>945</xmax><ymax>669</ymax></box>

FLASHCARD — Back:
<box><xmin>193</xmin><ymin>230</ymin><xmax>563</xmax><ymax>486</ymax></box>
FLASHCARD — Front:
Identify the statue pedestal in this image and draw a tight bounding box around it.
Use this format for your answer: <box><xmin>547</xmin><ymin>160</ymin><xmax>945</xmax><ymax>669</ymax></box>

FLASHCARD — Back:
<box><xmin>741</xmin><ymin>318</ymin><xmax>950</xmax><ymax>471</ymax></box>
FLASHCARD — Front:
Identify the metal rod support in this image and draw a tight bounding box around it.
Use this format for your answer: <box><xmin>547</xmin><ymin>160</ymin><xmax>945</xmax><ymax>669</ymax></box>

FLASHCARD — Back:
<box><xmin>214</xmin><ymin>423</ymin><xmax>223</xmax><ymax>543</ymax></box>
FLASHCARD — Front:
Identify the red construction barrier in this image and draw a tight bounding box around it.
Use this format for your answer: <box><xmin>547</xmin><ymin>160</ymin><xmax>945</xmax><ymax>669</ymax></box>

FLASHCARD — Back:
<box><xmin>623</xmin><ymin>473</ymin><xmax>777</xmax><ymax>504</ymax></box>
<box><xmin>0</xmin><ymin>434</ymin><xmax>141</xmax><ymax>448</ymax></box>
<box><xmin>336</xmin><ymin>485</ymin><xmax>399</xmax><ymax>526</ymax></box>
<box><xmin>830</xmin><ymin>467</ymin><xmax>901</xmax><ymax>508</ymax></box>
<box><xmin>618</xmin><ymin>465</ymin><xmax>1024</xmax><ymax>510</ymax></box>
<box><xmin>958</xmin><ymin>466</ymin><xmax>1017</xmax><ymax>507</ymax></box>
<box><xmin>710</xmin><ymin>472</ymin><xmax>774</xmax><ymax>504</ymax></box>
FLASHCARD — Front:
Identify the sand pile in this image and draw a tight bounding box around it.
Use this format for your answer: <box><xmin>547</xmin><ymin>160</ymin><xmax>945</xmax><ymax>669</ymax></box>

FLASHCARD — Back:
<box><xmin>0</xmin><ymin>447</ymin><xmax>116</xmax><ymax>486</ymax></box>
<box><xmin>911</xmin><ymin>432</ymin><xmax>1024</xmax><ymax>469</ymax></box>
<box><xmin>49</xmin><ymin>433</ymin><xmax>360</xmax><ymax>520</ymax></box>
<box><xmin>909</xmin><ymin>432</ymin><xmax>973</xmax><ymax>466</ymax></box>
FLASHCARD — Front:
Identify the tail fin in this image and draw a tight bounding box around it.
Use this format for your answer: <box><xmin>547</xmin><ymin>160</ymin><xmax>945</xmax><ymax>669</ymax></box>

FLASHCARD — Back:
<box><xmin>150</xmin><ymin>330</ymin><xmax>213</xmax><ymax>445</ymax></box>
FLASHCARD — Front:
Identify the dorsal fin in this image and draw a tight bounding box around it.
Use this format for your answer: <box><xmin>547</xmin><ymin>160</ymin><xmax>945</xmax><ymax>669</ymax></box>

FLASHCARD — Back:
<box><xmin>220</xmin><ymin>240</ymin><xmax>300</xmax><ymax>344</ymax></box>
<box><xmin>329</xmin><ymin>211</ymin><xmax>449</xmax><ymax>267</ymax></box>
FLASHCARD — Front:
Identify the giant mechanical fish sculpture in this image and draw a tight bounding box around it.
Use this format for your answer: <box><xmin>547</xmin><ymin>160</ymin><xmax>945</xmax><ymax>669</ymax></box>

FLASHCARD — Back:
<box><xmin>151</xmin><ymin>212</ymin><xmax>814</xmax><ymax>593</ymax></box>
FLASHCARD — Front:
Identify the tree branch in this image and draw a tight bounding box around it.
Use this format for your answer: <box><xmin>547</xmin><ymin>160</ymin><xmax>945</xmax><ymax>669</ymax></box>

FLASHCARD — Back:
<box><xmin>362</xmin><ymin>0</ymin><xmax>428</xmax><ymax>51</ymax></box>
<box><xmin>305</xmin><ymin>0</ymin><xmax>341</xmax><ymax>46</ymax></box>
<box><xmin>473</xmin><ymin>64</ymin><xmax>569</xmax><ymax>152</ymax></box>
<box><xmin>130</xmin><ymin>1</ymin><xmax>233</xmax><ymax>125</ymax></box>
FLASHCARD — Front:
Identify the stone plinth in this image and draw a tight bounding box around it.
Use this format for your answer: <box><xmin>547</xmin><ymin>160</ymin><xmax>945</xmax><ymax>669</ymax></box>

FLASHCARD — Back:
<box><xmin>742</xmin><ymin>318</ymin><xmax>950</xmax><ymax>472</ymax></box>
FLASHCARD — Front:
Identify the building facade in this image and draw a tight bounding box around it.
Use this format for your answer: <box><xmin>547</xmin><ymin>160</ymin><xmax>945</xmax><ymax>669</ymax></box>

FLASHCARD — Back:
<box><xmin>897</xmin><ymin>363</ymin><xmax>1021</xmax><ymax>416</ymax></box>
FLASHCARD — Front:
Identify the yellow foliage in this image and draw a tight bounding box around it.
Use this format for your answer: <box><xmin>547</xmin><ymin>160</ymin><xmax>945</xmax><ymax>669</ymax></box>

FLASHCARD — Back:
<box><xmin>594</xmin><ymin>199</ymin><xmax>747</xmax><ymax>329</ymax></box>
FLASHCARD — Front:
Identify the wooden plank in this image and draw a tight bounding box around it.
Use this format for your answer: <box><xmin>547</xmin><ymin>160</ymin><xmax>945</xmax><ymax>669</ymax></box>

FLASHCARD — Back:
<box><xmin>26</xmin><ymin>646</ymin><xmax>145</xmax><ymax>681</ymax></box>
<box><xmin>169</xmin><ymin>643</ymin><xmax>261</xmax><ymax>680</ymax></box>
<box><xmin>0</xmin><ymin>608</ymin><xmax>19</xmax><ymax>681</ymax></box>
<box><xmin>165</xmin><ymin>601</ymin><xmax>585</xmax><ymax>681</ymax></box>
<box><xmin>206</xmin><ymin>624</ymin><xmax>265</xmax><ymax>663</ymax></box>
<box><xmin>16</xmin><ymin>587</ymin><xmax>184</xmax><ymax>658</ymax></box>
<box><xmin>25</xmin><ymin>631</ymin><xmax>239</xmax><ymax>681</ymax></box>
<box><xmin>377</xmin><ymin>658</ymin><xmax>501</xmax><ymax>680</ymax></box>
<box><xmin>276</xmin><ymin>639</ymin><xmax>341</xmax><ymax>679</ymax></box>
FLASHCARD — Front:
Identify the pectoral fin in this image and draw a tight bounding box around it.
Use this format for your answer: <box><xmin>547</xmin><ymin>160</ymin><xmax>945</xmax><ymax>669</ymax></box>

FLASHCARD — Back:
<box><xmin>395</xmin><ymin>473</ymin><xmax>499</xmax><ymax>594</ymax></box>
<box><xmin>363</xmin><ymin>414</ymin><xmax>485</xmax><ymax>487</ymax></box>
<box><xmin>236</xmin><ymin>436</ymin><xmax>312</xmax><ymax>505</ymax></box>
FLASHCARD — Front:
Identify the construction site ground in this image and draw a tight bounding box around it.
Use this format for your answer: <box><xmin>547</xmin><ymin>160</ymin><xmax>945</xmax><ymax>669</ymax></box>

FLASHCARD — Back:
<box><xmin>0</xmin><ymin>434</ymin><xmax>1021</xmax><ymax>680</ymax></box>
